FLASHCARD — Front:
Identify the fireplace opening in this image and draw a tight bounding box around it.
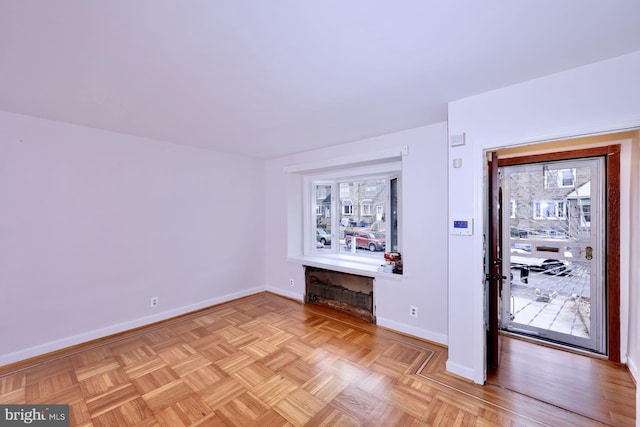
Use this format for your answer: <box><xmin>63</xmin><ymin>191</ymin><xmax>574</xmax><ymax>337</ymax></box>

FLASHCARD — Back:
<box><xmin>304</xmin><ymin>266</ymin><xmax>375</xmax><ymax>324</ymax></box>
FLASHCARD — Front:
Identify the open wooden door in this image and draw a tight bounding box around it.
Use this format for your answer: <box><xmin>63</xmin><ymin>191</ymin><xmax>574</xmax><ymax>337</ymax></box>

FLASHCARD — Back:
<box><xmin>487</xmin><ymin>151</ymin><xmax>503</xmax><ymax>370</ymax></box>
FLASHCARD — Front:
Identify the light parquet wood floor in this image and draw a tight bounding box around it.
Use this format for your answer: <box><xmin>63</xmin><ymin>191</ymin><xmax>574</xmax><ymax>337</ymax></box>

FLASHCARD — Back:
<box><xmin>0</xmin><ymin>292</ymin><xmax>634</xmax><ymax>426</ymax></box>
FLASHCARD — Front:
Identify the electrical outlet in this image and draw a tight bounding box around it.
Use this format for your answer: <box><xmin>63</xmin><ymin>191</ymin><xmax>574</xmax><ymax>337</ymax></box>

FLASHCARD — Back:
<box><xmin>409</xmin><ymin>305</ymin><xmax>418</xmax><ymax>318</ymax></box>
<box><xmin>150</xmin><ymin>297</ymin><xmax>159</xmax><ymax>308</ymax></box>
<box><xmin>290</xmin><ymin>279</ymin><xmax>294</xmax><ymax>287</ymax></box>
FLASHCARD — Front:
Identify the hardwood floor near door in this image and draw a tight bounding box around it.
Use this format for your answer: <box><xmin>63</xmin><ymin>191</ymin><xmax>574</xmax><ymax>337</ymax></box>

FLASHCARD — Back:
<box><xmin>0</xmin><ymin>292</ymin><xmax>635</xmax><ymax>426</ymax></box>
<box><xmin>487</xmin><ymin>335</ymin><xmax>636</xmax><ymax>426</ymax></box>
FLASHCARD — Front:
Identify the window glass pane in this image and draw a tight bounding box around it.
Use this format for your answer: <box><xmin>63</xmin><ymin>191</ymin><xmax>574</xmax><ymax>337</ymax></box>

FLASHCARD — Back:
<box><xmin>340</xmin><ymin>178</ymin><xmax>387</xmax><ymax>259</ymax></box>
<box><xmin>390</xmin><ymin>177</ymin><xmax>398</xmax><ymax>252</ymax></box>
<box><xmin>315</xmin><ymin>184</ymin><xmax>332</xmax><ymax>250</ymax></box>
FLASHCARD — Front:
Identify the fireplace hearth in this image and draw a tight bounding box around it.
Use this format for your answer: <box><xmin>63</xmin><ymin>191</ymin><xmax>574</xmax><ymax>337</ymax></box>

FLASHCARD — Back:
<box><xmin>304</xmin><ymin>266</ymin><xmax>375</xmax><ymax>323</ymax></box>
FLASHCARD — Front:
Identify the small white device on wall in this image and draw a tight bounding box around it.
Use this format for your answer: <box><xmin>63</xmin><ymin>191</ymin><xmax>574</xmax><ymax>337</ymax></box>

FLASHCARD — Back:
<box><xmin>450</xmin><ymin>218</ymin><xmax>473</xmax><ymax>235</ymax></box>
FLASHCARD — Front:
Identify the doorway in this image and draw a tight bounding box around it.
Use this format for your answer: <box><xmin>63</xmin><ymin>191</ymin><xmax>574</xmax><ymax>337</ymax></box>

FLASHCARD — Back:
<box><xmin>487</xmin><ymin>142</ymin><xmax>621</xmax><ymax>362</ymax></box>
<box><xmin>483</xmin><ymin>135</ymin><xmax>630</xmax><ymax>424</ymax></box>
<box><xmin>499</xmin><ymin>157</ymin><xmax>605</xmax><ymax>354</ymax></box>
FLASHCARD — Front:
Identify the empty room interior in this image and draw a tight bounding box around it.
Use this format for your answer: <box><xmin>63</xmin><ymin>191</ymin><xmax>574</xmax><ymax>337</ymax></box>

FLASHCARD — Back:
<box><xmin>1</xmin><ymin>2</ymin><xmax>639</xmax><ymax>426</ymax></box>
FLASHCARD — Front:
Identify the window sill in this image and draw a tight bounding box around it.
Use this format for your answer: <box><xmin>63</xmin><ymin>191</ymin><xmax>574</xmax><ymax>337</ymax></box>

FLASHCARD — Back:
<box><xmin>288</xmin><ymin>254</ymin><xmax>404</xmax><ymax>280</ymax></box>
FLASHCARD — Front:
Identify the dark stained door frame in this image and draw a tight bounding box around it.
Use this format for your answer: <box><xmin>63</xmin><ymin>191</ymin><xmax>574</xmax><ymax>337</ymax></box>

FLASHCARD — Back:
<box><xmin>497</xmin><ymin>145</ymin><xmax>621</xmax><ymax>362</ymax></box>
<box><xmin>487</xmin><ymin>151</ymin><xmax>502</xmax><ymax>370</ymax></box>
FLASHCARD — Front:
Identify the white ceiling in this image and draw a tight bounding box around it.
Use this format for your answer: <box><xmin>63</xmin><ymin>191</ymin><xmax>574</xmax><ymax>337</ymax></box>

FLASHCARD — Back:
<box><xmin>1</xmin><ymin>1</ymin><xmax>640</xmax><ymax>159</ymax></box>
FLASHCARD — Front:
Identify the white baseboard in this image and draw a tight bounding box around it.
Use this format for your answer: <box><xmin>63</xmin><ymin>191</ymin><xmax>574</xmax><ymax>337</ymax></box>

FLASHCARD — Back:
<box><xmin>265</xmin><ymin>286</ymin><xmax>304</xmax><ymax>302</ymax></box>
<box><xmin>627</xmin><ymin>354</ymin><xmax>638</xmax><ymax>384</ymax></box>
<box><xmin>376</xmin><ymin>316</ymin><xmax>447</xmax><ymax>346</ymax></box>
<box><xmin>631</xmin><ymin>357</ymin><xmax>640</xmax><ymax>427</ymax></box>
<box><xmin>0</xmin><ymin>287</ymin><xmax>264</xmax><ymax>367</ymax></box>
<box><xmin>445</xmin><ymin>360</ymin><xmax>480</xmax><ymax>383</ymax></box>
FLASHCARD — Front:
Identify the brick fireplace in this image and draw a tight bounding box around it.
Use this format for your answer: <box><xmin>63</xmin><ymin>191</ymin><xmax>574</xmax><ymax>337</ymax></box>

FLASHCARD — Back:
<box><xmin>304</xmin><ymin>266</ymin><xmax>375</xmax><ymax>324</ymax></box>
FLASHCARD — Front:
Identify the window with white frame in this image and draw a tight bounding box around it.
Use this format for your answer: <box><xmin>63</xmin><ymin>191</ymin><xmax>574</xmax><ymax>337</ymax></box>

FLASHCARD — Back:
<box><xmin>314</xmin><ymin>183</ymin><xmax>333</xmax><ymax>249</ymax></box>
<box><xmin>557</xmin><ymin>201</ymin><xmax>566</xmax><ymax>219</ymax></box>
<box><xmin>533</xmin><ymin>200</ymin><xmax>565</xmax><ymax>219</ymax></box>
<box><xmin>580</xmin><ymin>198</ymin><xmax>591</xmax><ymax>227</ymax></box>
<box><xmin>361</xmin><ymin>200</ymin><xmax>373</xmax><ymax>216</ymax></box>
<box><xmin>342</xmin><ymin>200</ymin><xmax>353</xmax><ymax>215</ymax></box>
<box><xmin>340</xmin><ymin>183</ymin><xmax>350</xmax><ymax>198</ymax></box>
<box><xmin>305</xmin><ymin>162</ymin><xmax>401</xmax><ymax>263</ymax></box>
<box><xmin>544</xmin><ymin>167</ymin><xmax>576</xmax><ymax>189</ymax></box>
<box><xmin>558</xmin><ymin>169</ymin><xmax>575</xmax><ymax>188</ymax></box>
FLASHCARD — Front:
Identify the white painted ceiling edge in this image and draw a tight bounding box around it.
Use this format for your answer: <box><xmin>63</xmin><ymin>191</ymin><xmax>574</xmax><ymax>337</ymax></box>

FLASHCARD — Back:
<box><xmin>1</xmin><ymin>1</ymin><xmax>640</xmax><ymax>159</ymax></box>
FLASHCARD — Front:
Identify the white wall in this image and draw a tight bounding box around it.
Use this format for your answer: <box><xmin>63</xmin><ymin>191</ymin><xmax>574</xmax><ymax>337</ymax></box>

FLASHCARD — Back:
<box><xmin>447</xmin><ymin>50</ymin><xmax>640</xmax><ymax>389</ymax></box>
<box><xmin>264</xmin><ymin>123</ymin><xmax>450</xmax><ymax>345</ymax></box>
<box><xmin>0</xmin><ymin>110</ymin><xmax>265</xmax><ymax>365</ymax></box>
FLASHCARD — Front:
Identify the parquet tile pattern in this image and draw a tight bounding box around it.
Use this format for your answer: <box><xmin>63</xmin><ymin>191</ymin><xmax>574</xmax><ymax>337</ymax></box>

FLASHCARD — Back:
<box><xmin>0</xmin><ymin>292</ymin><xmax>633</xmax><ymax>426</ymax></box>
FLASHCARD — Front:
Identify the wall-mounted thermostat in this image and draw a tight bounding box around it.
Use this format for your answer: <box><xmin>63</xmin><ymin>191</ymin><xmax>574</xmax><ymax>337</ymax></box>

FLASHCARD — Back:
<box><xmin>450</xmin><ymin>218</ymin><xmax>473</xmax><ymax>236</ymax></box>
